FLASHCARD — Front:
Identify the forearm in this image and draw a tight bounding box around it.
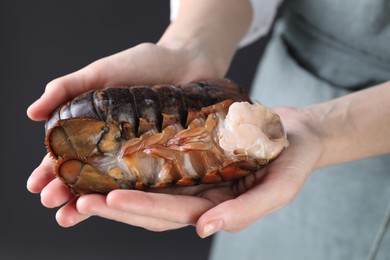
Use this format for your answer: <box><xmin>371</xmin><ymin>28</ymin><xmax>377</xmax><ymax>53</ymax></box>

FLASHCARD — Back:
<box><xmin>305</xmin><ymin>81</ymin><xmax>390</xmax><ymax>168</ymax></box>
<box><xmin>158</xmin><ymin>0</ymin><xmax>252</xmax><ymax>77</ymax></box>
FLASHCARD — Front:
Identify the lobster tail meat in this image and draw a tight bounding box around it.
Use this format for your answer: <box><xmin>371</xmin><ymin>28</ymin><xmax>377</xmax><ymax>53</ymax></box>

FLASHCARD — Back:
<box><xmin>45</xmin><ymin>79</ymin><xmax>288</xmax><ymax>194</ymax></box>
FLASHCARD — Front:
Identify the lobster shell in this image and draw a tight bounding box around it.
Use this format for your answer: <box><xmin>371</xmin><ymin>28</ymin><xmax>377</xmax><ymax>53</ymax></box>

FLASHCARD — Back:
<box><xmin>45</xmin><ymin>79</ymin><xmax>287</xmax><ymax>194</ymax></box>
<box><xmin>45</xmin><ymin>78</ymin><xmax>250</xmax><ymax>136</ymax></box>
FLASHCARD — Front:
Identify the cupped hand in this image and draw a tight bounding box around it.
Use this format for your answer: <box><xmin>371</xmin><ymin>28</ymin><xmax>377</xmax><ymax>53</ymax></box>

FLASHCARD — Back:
<box><xmin>26</xmin><ymin>42</ymin><xmax>226</xmax><ymax>227</ymax></box>
<box><xmin>28</xmin><ymin>99</ymin><xmax>325</xmax><ymax>238</ymax></box>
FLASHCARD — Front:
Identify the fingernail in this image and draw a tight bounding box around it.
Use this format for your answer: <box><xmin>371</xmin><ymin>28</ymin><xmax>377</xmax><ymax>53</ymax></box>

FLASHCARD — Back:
<box><xmin>26</xmin><ymin>100</ymin><xmax>40</xmax><ymax>119</ymax></box>
<box><xmin>202</xmin><ymin>219</ymin><xmax>224</xmax><ymax>238</ymax></box>
<box><xmin>26</xmin><ymin>102</ymin><xmax>35</xmax><ymax>114</ymax></box>
<box><xmin>26</xmin><ymin>178</ymin><xmax>33</xmax><ymax>191</ymax></box>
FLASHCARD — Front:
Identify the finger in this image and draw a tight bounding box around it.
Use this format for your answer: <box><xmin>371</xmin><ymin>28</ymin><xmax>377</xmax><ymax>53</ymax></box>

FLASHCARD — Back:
<box><xmin>27</xmin><ymin>154</ymin><xmax>56</xmax><ymax>193</ymax></box>
<box><xmin>40</xmin><ymin>178</ymin><xmax>74</xmax><ymax>208</ymax></box>
<box><xmin>76</xmin><ymin>194</ymin><xmax>188</xmax><ymax>231</ymax></box>
<box><xmin>27</xmin><ymin>60</ymin><xmax>105</xmax><ymax>121</ymax></box>
<box><xmin>27</xmin><ymin>45</ymin><xmax>166</xmax><ymax>121</ymax></box>
<box><xmin>196</xmin><ymin>160</ymin><xmax>309</xmax><ymax>238</ymax></box>
<box><xmin>106</xmin><ymin>190</ymin><xmax>215</xmax><ymax>225</ymax></box>
<box><xmin>56</xmin><ymin>198</ymin><xmax>91</xmax><ymax>227</ymax></box>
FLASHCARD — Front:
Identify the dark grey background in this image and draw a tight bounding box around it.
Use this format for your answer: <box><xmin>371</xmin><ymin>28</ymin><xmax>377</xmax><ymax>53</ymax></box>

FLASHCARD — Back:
<box><xmin>0</xmin><ymin>1</ymin><xmax>268</xmax><ymax>259</ymax></box>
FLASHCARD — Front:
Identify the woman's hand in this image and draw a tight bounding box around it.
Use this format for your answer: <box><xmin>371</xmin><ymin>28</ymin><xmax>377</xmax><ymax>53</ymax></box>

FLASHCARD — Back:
<box><xmin>26</xmin><ymin>40</ymin><xmax>226</xmax><ymax>225</ymax></box>
<box><xmin>27</xmin><ymin>105</ymin><xmax>325</xmax><ymax>237</ymax></box>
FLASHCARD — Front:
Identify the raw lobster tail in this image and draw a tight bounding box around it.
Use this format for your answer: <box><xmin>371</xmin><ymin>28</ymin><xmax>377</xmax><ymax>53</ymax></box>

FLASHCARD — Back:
<box><xmin>45</xmin><ymin>78</ymin><xmax>288</xmax><ymax>194</ymax></box>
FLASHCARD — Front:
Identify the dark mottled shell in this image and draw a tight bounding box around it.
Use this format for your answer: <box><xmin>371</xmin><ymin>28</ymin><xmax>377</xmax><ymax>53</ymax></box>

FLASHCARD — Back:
<box><xmin>45</xmin><ymin>79</ymin><xmax>250</xmax><ymax>138</ymax></box>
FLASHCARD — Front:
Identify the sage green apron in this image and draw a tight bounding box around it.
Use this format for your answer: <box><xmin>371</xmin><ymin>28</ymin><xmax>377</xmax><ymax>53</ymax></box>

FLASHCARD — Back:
<box><xmin>210</xmin><ymin>0</ymin><xmax>390</xmax><ymax>259</ymax></box>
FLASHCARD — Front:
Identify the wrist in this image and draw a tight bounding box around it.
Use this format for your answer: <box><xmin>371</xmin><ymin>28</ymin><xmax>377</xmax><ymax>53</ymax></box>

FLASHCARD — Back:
<box><xmin>301</xmin><ymin>102</ymin><xmax>346</xmax><ymax>169</ymax></box>
<box><xmin>302</xmin><ymin>81</ymin><xmax>390</xmax><ymax>168</ymax></box>
<box><xmin>157</xmin><ymin>30</ymin><xmax>231</xmax><ymax>81</ymax></box>
<box><xmin>157</xmin><ymin>0</ymin><xmax>252</xmax><ymax>81</ymax></box>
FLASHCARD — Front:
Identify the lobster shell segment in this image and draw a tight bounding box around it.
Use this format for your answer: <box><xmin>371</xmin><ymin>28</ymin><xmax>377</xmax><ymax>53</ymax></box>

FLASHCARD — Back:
<box><xmin>45</xmin><ymin>79</ymin><xmax>288</xmax><ymax>194</ymax></box>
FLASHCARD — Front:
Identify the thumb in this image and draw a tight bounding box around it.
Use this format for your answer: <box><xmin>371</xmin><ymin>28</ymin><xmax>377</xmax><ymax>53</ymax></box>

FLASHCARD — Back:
<box><xmin>26</xmin><ymin>43</ymin><xmax>180</xmax><ymax>121</ymax></box>
<box><xmin>27</xmin><ymin>58</ymin><xmax>107</xmax><ymax>121</ymax></box>
<box><xmin>196</xmin><ymin>167</ymin><xmax>307</xmax><ymax>238</ymax></box>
